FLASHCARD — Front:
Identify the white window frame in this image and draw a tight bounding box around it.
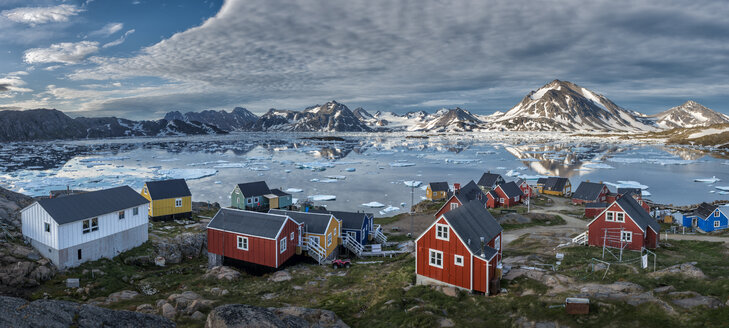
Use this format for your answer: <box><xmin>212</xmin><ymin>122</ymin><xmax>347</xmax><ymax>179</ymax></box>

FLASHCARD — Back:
<box><xmin>237</xmin><ymin>236</ymin><xmax>248</xmax><ymax>250</ymax></box>
<box><xmin>429</xmin><ymin>249</ymin><xmax>443</xmax><ymax>268</ymax></box>
<box><xmin>500</xmin><ymin>198</ymin><xmax>505</xmax><ymax>203</ymax></box>
<box><xmin>606</xmin><ymin>212</ymin><xmax>614</xmax><ymax>222</ymax></box>
<box><xmin>290</xmin><ymin>232</ymin><xmax>295</xmax><ymax>241</ymax></box>
<box><xmin>280</xmin><ymin>238</ymin><xmax>287</xmax><ymax>253</ymax></box>
<box><xmin>44</xmin><ymin>222</ymin><xmax>50</xmax><ymax>233</ymax></box>
<box><xmin>253</xmin><ymin>197</ymin><xmax>259</xmax><ymax>203</ymax></box>
<box><xmin>133</xmin><ymin>207</ymin><xmax>139</xmax><ymax>216</ymax></box>
<box><xmin>621</xmin><ymin>231</ymin><xmax>632</xmax><ymax>243</ymax></box>
<box><xmin>118</xmin><ymin>210</ymin><xmax>125</xmax><ymax>220</ymax></box>
<box><xmin>310</xmin><ymin>236</ymin><xmax>320</xmax><ymax>247</ymax></box>
<box><xmin>495</xmin><ymin>235</ymin><xmax>501</xmax><ymax>251</ymax></box>
<box><xmin>450</xmin><ymin>202</ymin><xmax>459</xmax><ymax>210</ymax></box>
<box><xmin>247</xmin><ymin>198</ymin><xmax>252</xmax><ymax>204</ymax></box>
<box><xmin>454</xmin><ymin>254</ymin><xmax>464</xmax><ymax>267</ymax></box>
<box><xmin>716</xmin><ymin>210</ymin><xmax>721</xmax><ymax>218</ymax></box>
<box><xmin>327</xmin><ymin>233</ymin><xmax>333</xmax><ymax>247</ymax></box>
<box><xmin>435</xmin><ymin>223</ymin><xmax>449</xmax><ymax>241</ymax></box>
<box><xmin>616</xmin><ymin>212</ymin><xmax>625</xmax><ymax>223</ymax></box>
<box><xmin>715</xmin><ymin>220</ymin><xmax>721</xmax><ymax>228</ymax></box>
<box><xmin>175</xmin><ymin>198</ymin><xmax>183</xmax><ymax>207</ymax></box>
<box><xmin>82</xmin><ymin>218</ymin><xmax>99</xmax><ymax>234</ymax></box>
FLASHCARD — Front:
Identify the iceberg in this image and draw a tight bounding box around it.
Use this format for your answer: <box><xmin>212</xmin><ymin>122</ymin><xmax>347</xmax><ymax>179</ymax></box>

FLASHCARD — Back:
<box><xmin>362</xmin><ymin>201</ymin><xmax>385</xmax><ymax>208</ymax></box>
<box><xmin>389</xmin><ymin>162</ymin><xmax>415</xmax><ymax>167</ymax></box>
<box><xmin>285</xmin><ymin>188</ymin><xmax>303</xmax><ymax>193</ymax></box>
<box><xmin>404</xmin><ymin>180</ymin><xmax>422</xmax><ymax>187</ymax></box>
<box><xmin>605</xmin><ymin>180</ymin><xmax>649</xmax><ymax>190</ymax></box>
<box><xmin>694</xmin><ymin>176</ymin><xmax>720</xmax><ymax>183</ymax></box>
<box><xmin>345</xmin><ymin>168</ymin><xmax>356</xmax><ymax>172</ymax></box>
<box><xmin>156</xmin><ymin>168</ymin><xmax>217</xmax><ymax>180</ymax></box>
<box><xmin>715</xmin><ymin>186</ymin><xmax>729</xmax><ymax>192</ymax></box>
<box><xmin>326</xmin><ymin>175</ymin><xmax>346</xmax><ymax>180</ymax></box>
<box><xmin>582</xmin><ymin>163</ymin><xmax>615</xmax><ymax>169</ymax></box>
<box><xmin>379</xmin><ymin>205</ymin><xmax>401</xmax><ymax>215</ymax></box>
<box><xmin>309</xmin><ymin>195</ymin><xmax>336</xmax><ymax>201</ymax></box>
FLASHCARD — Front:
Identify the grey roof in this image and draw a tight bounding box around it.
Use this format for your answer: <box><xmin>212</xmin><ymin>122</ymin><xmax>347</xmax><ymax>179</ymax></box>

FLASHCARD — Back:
<box><xmin>236</xmin><ymin>181</ymin><xmax>271</xmax><ymax>197</ymax></box>
<box><xmin>454</xmin><ymin>180</ymin><xmax>486</xmax><ymax>205</ymax></box>
<box><xmin>428</xmin><ymin>182</ymin><xmax>450</xmax><ymax>192</ymax></box>
<box><xmin>269</xmin><ymin>209</ymin><xmax>332</xmax><ymax>234</ymax></box>
<box><xmin>498</xmin><ymin>181</ymin><xmax>524</xmax><ymax>198</ymax></box>
<box><xmin>516</xmin><ymin>178</ymin><xmax>527</xmax><ymax>186</ymax></box>
<box><xmin>270</xmin><ymin>188</ymin><xmax>290</xmax><ymax>197</ymax></box>
<box><xmin>477</xmin><ymin>172</ymin><xmax>503</xmax><ymax>188</ymax></box>
<box><xmin>692</xmin><ymin>202</ymin><xmax>718</xmax><ymax>219</ymax></box>
<box><xmin>618</xmin><ymin>188</ymin><xmax>641</xmax><ymax>197</ymax></box>
<box><xmin>615</xmin><ymin>196</ymin><xmax>660</xmax><ymax>232</ymax></box>
<box><xmin>536</xmin><ymin>177</ymin><xmax>547</xmax><ymax>185</ymax></box>
<box><xmin>442</xmin><ymin>200</ymin><xmax>502</xmax><ymax>259</ymax></box>
<box><xmin>486</xmin><ymin>190</ymin><xmax>498</xmax><ymax>199</ymax></box>
<box><xmin>322</xmin><ymin>210</ymin><xmax>370</xmax><ymax>230</ymax></box>
<box><xmin>586</xmin><ymin>202</ymin><xmax>608</xmax><ymax>209</ymax></box>
<box><xmin>544</xmin><ymin>177</ymin><xmax>569</xmax><ymax>191</ymax></box>
<box><xmin>207</xmin><ymin>208</ymin><xmax>288</xmax><ymax>238</ymax></box>
<box><xmin>36</xmin><ymin>186</ymin><xmax>149</xmax><ymax>225</ymax></box>
<box><xmin>144</xmin><ymin>179</ymin><xmax>191</xmax><ymax>200</ymax></box>
<box><xmin>573</xmin><ymin>182</ymin><xmax>606</xmax><ymax>201</ymax></box>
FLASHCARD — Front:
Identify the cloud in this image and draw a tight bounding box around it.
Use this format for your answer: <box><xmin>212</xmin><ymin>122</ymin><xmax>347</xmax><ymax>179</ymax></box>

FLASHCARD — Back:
<box><xmin>103</xmin><ymin>29</ymin><xmax>135</xmax><ymax>48</ymax></box>
<box><xmin>90</xmin><ymin>22</ymin><xmax>124</xmax><ymax>37</ymax></box>
<box><xmin>1</xmin><ymin>4</ymin><xmax>83</xmax><ymax>26</ymax></box>
<box><xmin>0</xmin><ymin>73</ymin><xmax>33</xmax><ymax>96</ymax></box>
<box><xmin>24</xmin><ymin>41</ymin><xmax>99</xmax><ymax>65</ymax></box>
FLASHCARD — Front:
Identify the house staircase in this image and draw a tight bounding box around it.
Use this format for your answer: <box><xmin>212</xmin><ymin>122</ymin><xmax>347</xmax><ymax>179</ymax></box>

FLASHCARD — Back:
<box><xmin>371</xmin><ymin>224</ymin><xmax>387</xmax><ymax>244</ymax></box>
<box><xmin>572</xmin><ymin>231</ymin><xmax>588</xmax><ymax>245</ymax></box>
<box><xmin>341</xmin><ymin>234</ymin><xmax>364</xmax><ymax>257</ymax></box>
<box><xmin>302</xmin><ymin>236</ymin><xmax>327</xmax><ymax>265</ymax></box>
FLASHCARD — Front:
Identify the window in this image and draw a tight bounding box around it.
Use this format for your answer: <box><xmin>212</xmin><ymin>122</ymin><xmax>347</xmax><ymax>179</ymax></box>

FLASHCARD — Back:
<box><xmin>616</xmin><ymin>212</ymin><xmax>625</xmax><ymax>222</ymax></box>
<box><xmin>82</xmin><ymin>218</ymin><xmax>98</xmax><ymax>234</ymax></box>
<box><xmin>280</xmin><ymin>238</ymin><xmax>287</xmax><ymax>253</ymax></box>
<box><xmin>621</xmin><ymin>231</ymin><xmax>632</xmax><ymax>243</ymax></box>
<box><xmin>429</xmin><ymin>249</ymin><xmax>443</xmax><ymax>268</ymax></box>
<box><xmin>327</xmin><ymin>233</ymin><xmax>333</xmax><ymax>247</ymax></box>
<box><xmin>142</xmin><ymin>187</ymin><xmax>148</xmax><ymax>195</ymax></box>
<box><xmin>334</xmin><ymin>227</ymin><xmax>337</xmax><ymax>238</ymax></box>
<box><xmin>44</xmin><ymin>222</ymin><xmax>50</xmax><ymax>233</ymax></box>
<box><xmin>515</xmin><ymin>196</ymin><xmax>520</xmax><ymax>201</ymax></box>
<box><xmin>175</xmin><ymin>198</ymin><xmax>182</xmax><ymax>207</ymax></box>
<box><xmin>716</xmin><ymin>210</ymin><xmax>721</xmax><ymax>218</ymax></box>
<box><xmin>118</xmin><ymin>211</ymin><xmax>125</xmax><ymax>220</ymax></box>
<box><xmin>715</xmin><ymin>220</ymin><xmax>721</xmax><ymax>228</ymax></box>
<box><xmin>606</xmin><ymin>212</ymin><xmax>614</xmax><ymax>222</ymax></box>
<box><xmin>237</xmin><ymin>236</ymin><xmax>248</xmax><ymax>250</ymax></box>
<box><xmin>495</xmin><ymin>236</ymin><xmax>501</xmax><ymax>251</ymax></box>
<box><xmin>290</xmin><ymin>232</ymin><xmax>295</xmax><ymax>241</ymax></box>
<box><xmin>310</xmin><ymin>236</ymin><xmax>320</xmax><ymax>247</ymax></box>
<box><xmin>435</xmin><ymin>223</ymin><xmax>449</xmax><ymax>241</ymax></box>
<box><xmin>247</xmin><ymin>198</ymin><xmax>252</xmax><ymax>204</ymax></box>
<box><xmin>133</xmin><ymin>207</ymin><xmax>139</xmax><ymax>216</ymax></box>
<box><xmin>454</xmin><ymin>254</ymin><xmax>464</xmax><ymax>266</ymax></box>
<box><xmin>77</xmin><ymin>249</ymin><xmax>82</xmax><ymax>260</ymax></box>
<box><xmin>500</xmin><ymin>198</ymin><xmax>505</xmax><ymax>203</ymax></box>
<box><xmin>253</xmin><ymin>197</ymin><xmax>259</xmax><ymax>204</ymax></box>
<box><xmin>450</xmin><ymin>202</ymin><xmax>459</xmax><ymax>210</ymax></box>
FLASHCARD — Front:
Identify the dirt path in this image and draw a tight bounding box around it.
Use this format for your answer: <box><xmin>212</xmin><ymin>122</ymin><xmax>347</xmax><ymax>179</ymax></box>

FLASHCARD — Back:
<box><xmin>503</xmin><ymin>196</ymin><xmax>588</xmax><ymax>245</ymax></box>
<box><xmin>662</xmin><ymin>233</ymin><xmax>729</xmax><ymax>243</ymax></box>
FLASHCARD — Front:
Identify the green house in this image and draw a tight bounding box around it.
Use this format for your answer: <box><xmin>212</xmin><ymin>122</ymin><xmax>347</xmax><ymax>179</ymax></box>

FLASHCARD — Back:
<box><xmin>231</xmin><ymin>181</ymin><xmax>293</xmax><ymax>210</ymax></box>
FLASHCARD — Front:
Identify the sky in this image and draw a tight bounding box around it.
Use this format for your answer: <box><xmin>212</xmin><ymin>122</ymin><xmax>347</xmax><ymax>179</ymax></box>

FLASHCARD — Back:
<box><xmin>1</xmin><ymin>0</ymin><xmax>728</xmax><ymax>120</ymax></box>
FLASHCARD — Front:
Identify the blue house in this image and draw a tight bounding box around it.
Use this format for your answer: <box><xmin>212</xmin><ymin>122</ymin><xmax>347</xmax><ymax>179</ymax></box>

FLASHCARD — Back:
<box><xmin>682</xmin><ymin>203</ymin><xmax>729</xmax><ymax>232</ymax></box>
<box><xmin>324</xmin><ymin>210</ymin><xmax>373</xmax><ymax>245</ymax></box>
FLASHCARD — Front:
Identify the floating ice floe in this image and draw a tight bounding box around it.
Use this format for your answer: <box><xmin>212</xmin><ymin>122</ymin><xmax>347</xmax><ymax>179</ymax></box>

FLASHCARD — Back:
<box><xmin>605</xmin><ymin>180</ymin><xmax>649</xmax><ymax>191</ymax></box>
<box><xmin>326</xmin><ymin>175</ymin><xmax>346</xmax><ymax>180</ymax></box>
<box><xmin>608</xmin><ymin>157</ymin><xmax>695</xmax><ymax>165</ymax></box>
<box><xmin>214</xmin><ymin>181</ymin><xmax>222</xmax><ymax>184</ymax></box>
<box><xmin>715</xmin><ymin>186</ymin><xmax>729</xmax><ymax>192</ymax></box>
<box><xmin>404</xmin><ymin>180</ymin><xmax>422</xmax><ymax>187</ymax></box>
<box><xmin>156</xmin><ymin>168</ymin><xmax>217</xmax><ymax>180</ymax></box>
<box><xmin>188</xmin><ymin>160</ymin><xmax>229</xmax><ymax>166</ymax></box>
<box><xmin>249</xmin><ymin>166</ymin><xmax>270</xmax><ymax>171</ymax></box>
<box><xmin>345</xmin><ymin>168</ymin><xmax>356</xmax><ymax>172</ymax></box>
<box><xmin>79</xmin><ymin>156</ymin><xmax>130</xmax><ymax>162</ymax></box>
<box><xmin>505</xmin><ymin>170</ymin><xmax>519</xmax><ymax>177</ymax></box>
<box><xmin>297</xmin><ymin>162</ymin><xmax>335</xmax><ymax>171</ymax></box>
<box><xmin>214</xmin><ymin>163</ymin><xmax>247</xmax><ymax>168</ymax></box>
<box><xmin>445</xmin><ymin>158</ymin><xmax>479</xmax><ymax>164</ymax></box>
<box><xmin>719</xmin><ymin>191</ymin><xmax>729</xmax><ymax>195</ymax></box>
<box><xmin>694</xmin><ymin>176</ymin><xmax>720</xmax><ymax>183</ymax></box>
<box><xmin>496</xmin><ymin>167</ymin><xmax>507</xmax><ymax>170</ymax></box>
<box><xmin>285</xmin><ymin>188</ymin><xmax>303</xmax><ymax>193</ymax></box>
<box><xmin>362</xmin><ymin>201</ymin><xmax>385</xmax><ymax>208</ymax></box>
<box><xmin>309</xmin><ymin>195</ymin><xmax>336</xmax><ymax>201</ymax></box>
<box><xmin>379</xmin><ymin>205</ymin><xmax>400</xmax><ymax>215</ymax></box>
<box><xmin>317</xmin><ymin>178</ymin><xmax>339</xmax><ymax>183</ymax></box>
<box><xmin>582</xmin><ymin>163</ymin><xmax>615</xmax><ymax>169</ymax></box>
<box><xmin>389</xmin><ymin>162</ymin><xmax>415</xmax><ymax>167</ymax></box>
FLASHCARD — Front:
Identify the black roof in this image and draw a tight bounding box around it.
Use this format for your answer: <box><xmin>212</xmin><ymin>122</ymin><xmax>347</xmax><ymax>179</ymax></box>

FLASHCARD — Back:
<box><xmin>36</xmin><ymin>186</ymin><xmax>149</xmax><ymax>225</ymax></box>
<box><xmin>486</xmin><ymin>189</ymin><xmax>498</xmax><ymax>199</ymax></box>
<box><xmin>615</xmin><ymin>196</ymin><xmax>660</xmax><ymax>232</ymax></box>
<box><xmin>236</xmin><ymin>181</ymin><xmax>271</xmax><ymax>197</ymax></box>
<box><xmin>498</xmin><ymin>181</ymin><xmax>524</xmax><ymax>198</ymax></box>
<box><xmin>270</xmin><ymin>188</ymin><xmax>290</xmax><ymax>197</ymax></box>
<box><xmin>428</xmin><ymin>182</ymin><xmax>450</xmax><ymax>192</ymax></box>
<box><xmin>536</xmin><ymin>177</ymin><xmax>547</xmax><ymax>185</ymax></box>
<box><xmin>516</xmin><ymin>178</ymin><xmax>527</xmax><ymax>186</ymax></box>
<box><xmin>322</xmin><ymin>210</ymin><xmax>370</xmax><ymax>230</ymax></box>
<box><xmin>454</xmin><ymin>181</ymin><xmax>486</xmax><ymax>205</ymax></box>
<box><xmin>207</xmin><ymin>208</ymin><xmax>288</xmax><ymax>238</ymax></box>
<box><xmin>543</xmin><ymin>177</ymin><xmax>569</xmax><ymax>191</ymax></box>
<box><xmin>144</xmin><ymin>179</ymin><xmax>191</xmax><ymax>200</ymax></box>
<box><xmin>269</xmin><ymin>209</ymin><xmax>332</xmax><ymax>234</ymax></box>
<box><xmin>586</xmin><ymin>202</ymin><xmax>608</xmax><ymax>209</ymax></box>
<box><xmin>573</xmin><ymin>182</ymin><xmax>606</xmax><ymax>201</ymax></box>
<box><xmin>477</xmin><ymin>172</ymin><xmax>503</xmax><ymax>188</ymax></box>
<box><xmin>693</xmin><ymin>202</ymin><xmax>718</xmax><ymax>219</ymax></box>
<box><xmin>618</xmin><ymin>188</ymin><xmax>641</xmax><ymax>197</ymax></box>
<box><xmin>442</xmin><ymin>200</ymin><xmax>502</xmax><ymax>259</ymax></box>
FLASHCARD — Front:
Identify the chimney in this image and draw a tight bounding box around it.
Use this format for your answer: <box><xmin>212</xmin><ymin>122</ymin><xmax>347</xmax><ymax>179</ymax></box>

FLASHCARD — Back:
<box><xmin>586</xmin><ymin>180</ymin><xmax>590</xmax><ymax>183</ymax></box>
<box><xmin>480</xmin><ymin>237</ymin><xmax>486</xmax><ymax>257</ymax></box>
<box><xmin>454</xmin><ymin>183</ymin><xmax>461</xmax><ymax>192</ymax></box>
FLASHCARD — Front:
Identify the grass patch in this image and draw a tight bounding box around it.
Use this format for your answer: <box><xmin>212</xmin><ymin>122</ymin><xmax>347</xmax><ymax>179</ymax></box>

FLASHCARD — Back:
<box><xmin>501</xmin><ymin>214</ymin><xmax>566</xmax><ymax>231</ymax></box>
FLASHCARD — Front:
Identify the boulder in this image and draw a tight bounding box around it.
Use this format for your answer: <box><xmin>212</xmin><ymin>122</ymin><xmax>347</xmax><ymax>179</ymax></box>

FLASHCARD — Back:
<box><xmin>153</xmin><ymin>232</ymin><xmax>207</xmax><ymax>264</ymax></box>
<box><xmin>0</xmin><ymin>295</ymin><xmax>174</xmax><ymax>328</ymax></box>
<box><xmin>136</xmin><ymin>303</ymin><xmax>156</xmax><ymax>314</ymax></box>
<box><xmin>161</xmin><ymin>302</ymin><xmax>177</xmax><ymax>320</ymax></box>
<box><xmin>204</xmin><ymin>266</ymin><xmax>240</xmax><ymax>281</ymax></box>
<box><xmin>649</xmin><ymin>263</ymin><xmax>706</xmax><ymax>279</ymax></box>
<box><xmin>206</xmin><ymin>304</ymin><xmax>349</xmax><ymax>328</ymax></box>
<box><xmin>105</xmin><ymin>290</ymin><xmax>139</xmax><ymax>304</ymax></box>
<box><xmin>191</xmin><ymin>311</ymin><xmax>207</xmax><ymax>321</ymax></box>
<box><xmin>672</xmin><ymin>295</ymin><xmax>723</xmax><ymax>309</ymax></box>
<box><xmin>268</xmin><ymin>270</ymin><xmax>292</xmax><ymax>282</ymax></box>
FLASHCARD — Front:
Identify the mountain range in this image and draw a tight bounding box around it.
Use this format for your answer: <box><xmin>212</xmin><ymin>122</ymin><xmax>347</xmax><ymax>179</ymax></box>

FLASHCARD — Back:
<box><xmin>2</xmin><ymin>80</ymin><xmax>728</xmax><ymax>141</ymax></box>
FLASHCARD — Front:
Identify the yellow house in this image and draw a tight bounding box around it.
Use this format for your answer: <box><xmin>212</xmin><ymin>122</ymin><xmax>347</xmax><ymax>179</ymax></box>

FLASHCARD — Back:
<box><xmin>269</xmin><ymin>209</ymin><xmax>341</xmax><ymax>263</ymax></box>
<box><xmin>538</xmin><ymin>177</ymin><xmax>571</xmax><ymax>197</ymax></box>
<box><xmin>141</xmin><ymin>179</ymin><xmax>192</xmax><ymax>221</ymax></box>
<box><xmin>426</xmin><ymin>182</ymin><xmax>450</xmax><ymax>201</ymax></box>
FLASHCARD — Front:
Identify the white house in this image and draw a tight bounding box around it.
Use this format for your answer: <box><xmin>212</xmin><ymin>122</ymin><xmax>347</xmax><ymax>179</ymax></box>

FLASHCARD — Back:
<box><xmin>21</xmin><ymin>186</ymin><xmax>150</xmax><ymax>269</ymax></box>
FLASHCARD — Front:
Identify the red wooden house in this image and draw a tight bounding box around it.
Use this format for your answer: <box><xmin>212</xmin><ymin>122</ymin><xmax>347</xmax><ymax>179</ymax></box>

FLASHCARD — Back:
<box><xmin>435</xmin><ymin>180</ymin><xmax>486</xmax><ymax>218</ymax></box>
<box><xmin>572</xmin><ymin>181</ymin><xmax>609</xmax><ymax>205</ymax></box>
<box><xmin>618</xmin><ymin>188</ymin><xmax>650</xmax><ymax>212</ymax></box>
<box><xmin>516</xmin><ymin>179</ymin><xmax>533</xmax><ymax>198</ymax></box>
<box><xmin>207</xmin><ymin>208</ymin><xmax>300</xmax><ymax>268</ymax></box>
<box><xmin>584</xmin><ymin>202</ymin><xmax>607</xmax><ymax>219</ymax></box>
<box><xmin>586</xmin><ymin>195</ymin><xmax>659</xmax><ymax>251</ymax></box>
<box><xmin>486</xmin><ymin>181</ymin><xmax>524</xmax><ymax>208</ymax></box>
<box><xmin>416</xmin><ymin>200</ymin><xmax>503</xmax><ymax>295</ymax></box>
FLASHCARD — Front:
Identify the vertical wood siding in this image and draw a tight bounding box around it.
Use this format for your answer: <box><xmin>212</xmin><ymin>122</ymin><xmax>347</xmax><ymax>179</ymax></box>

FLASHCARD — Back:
<box><xmin>207</xmin><ymin>229</ymin><xmax>277</xmax><ymax>267</ymax></box>
<box><xmin>56</xmin><ymin>204</ymin><xmax>149</xmax><ymax>250</ymax></box>
<box><xmin>21</xmin><ymin>203</ymin><xmax>59</xmax><ymax>249</ymax></box>
<box><xmin>588</xmin><ymin>203</ymin><xmax>646</xmax><ymax>251</ymax></box>
<box><xmin>416</xmin><ymin>218</ymin><xmax>472</xmax><ymax>290</ymax></box>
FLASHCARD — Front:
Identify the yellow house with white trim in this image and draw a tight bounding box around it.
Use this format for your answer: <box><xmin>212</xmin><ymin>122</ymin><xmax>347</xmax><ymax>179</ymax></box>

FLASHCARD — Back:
<box><xmin>141</xmin><ymin>179</ymin><xmax>192</xmax><ymax>221</ymax></box>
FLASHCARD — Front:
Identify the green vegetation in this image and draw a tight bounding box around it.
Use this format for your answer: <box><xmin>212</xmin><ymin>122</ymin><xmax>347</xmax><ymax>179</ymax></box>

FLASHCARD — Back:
<box><xmin>501</xmin><ymin>214</ymin><xmax>566</xmax><ymax>231</ymax></box>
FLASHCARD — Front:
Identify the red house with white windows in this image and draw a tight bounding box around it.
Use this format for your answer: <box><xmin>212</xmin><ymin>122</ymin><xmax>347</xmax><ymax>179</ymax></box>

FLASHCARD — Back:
<box><xmin>572</xmin><ymin>181</ymin><xmax>609</xmax><ymax>205</ymax></box>
<box><xmin>515</xmin><ymin>179</ymin><xmax>533</xmax><ymax>198</ymax></box>
<box><xmin>435</xmin><ymin>181</ymin><xmax>486</xmax><ymax>218</ymax></box>
<box><xmin>416</xmin><ymin>200</ymin><xmax>504</xmax><ymax>295</ymax></box>
<box><xmin>486</xmin><ymin>181</ymin><xmax>524</xmax><ymax>208</ymax></box>
<box><xmin>207</xmin><ymin>208</ymin><xmax>300</xmax><ymax>268</ymax></box>
<box><xmin>586</xmin><ymin>195</ymin><xmax>659</xmax><ymax>251</ymax></box>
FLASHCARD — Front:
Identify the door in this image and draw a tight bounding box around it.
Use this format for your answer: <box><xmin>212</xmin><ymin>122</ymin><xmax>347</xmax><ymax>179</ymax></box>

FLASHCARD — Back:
<box><xmin>77</xmin><ymin>249</ymin><xmax>82</xmax><ymax>260</ymax></box>
<box><xmin>692</xmin><ymin>218</ymin><xmax>698</xmax><ymax>227</ymax></box>
<box><xmin>347</xmin><ymin>231</ymin><xmax>357</xmax><ymax>243</ymax></box>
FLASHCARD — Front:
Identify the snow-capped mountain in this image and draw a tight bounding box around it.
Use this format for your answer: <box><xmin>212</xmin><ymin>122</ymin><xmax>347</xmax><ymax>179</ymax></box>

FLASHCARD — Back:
<box><xmin>490</xmin><ymin>80</ymin><xmax>656</xmax><ymax>132</ymax></box>
<box><xmin>651</xmin><ymin>100</ymin><xmax>729</xmax><ymax>129</ymax></box>
<box><xmin>164</xmin><ymin>107</ymin><xmax>258</xmax><ymax>131</ymax></box>
<box><xmin>252</xmin><ymin>101</ymin><xmax>372</xmax><ymax>132</ymax></box>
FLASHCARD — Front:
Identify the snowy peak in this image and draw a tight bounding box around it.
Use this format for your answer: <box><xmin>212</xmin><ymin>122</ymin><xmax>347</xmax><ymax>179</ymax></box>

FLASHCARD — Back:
<box><xmin>653</xmin><ymin>100</ymin><xmax>729</xmax><ymax>129</ymax></box>
<box><xmin>163</xmin><ymin>107</ymin><xmax>258</xmax><ymax>131</ymax></box>
<box><xmin>254</xmin><ymin>100</ymin><xmax>372</xmax><ymax>132</ymax></box>
<box><xmin>493</xmin><ymin>80</ymin><xmax>656</xmax><ymax>132</ymax></box>
<box><xmin>419</xmin><ymin>107</ymin><xmax>483</xmax><ymax>132</ymax></box>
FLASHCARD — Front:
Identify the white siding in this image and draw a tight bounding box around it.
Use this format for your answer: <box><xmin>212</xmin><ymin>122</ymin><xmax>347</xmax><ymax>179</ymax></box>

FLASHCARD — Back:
<box><xmin>57</xmin><ymin>204</ymin><xmax>149</xmax><ymax>250</ymax></box>
<box><xmin>21</xmin><ymin>202</ymin><xmax>59</xmax><ymax>249</ymax></box>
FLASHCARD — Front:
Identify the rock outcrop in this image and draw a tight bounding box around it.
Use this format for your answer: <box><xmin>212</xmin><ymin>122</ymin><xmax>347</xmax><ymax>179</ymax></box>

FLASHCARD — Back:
<box><xmin>153</xmin><ymin>232</ymin><xmax>207</xmax><ymax>264</ymax></box>
<box><xmin>0</xmin><ymin>296</ymin><xmax>175</xmax><ymax>328</ymax></box>
<box><xmin>205</xmin><ymin>304</ymin><xmax>349</xmax><ymax>328</ymax></box>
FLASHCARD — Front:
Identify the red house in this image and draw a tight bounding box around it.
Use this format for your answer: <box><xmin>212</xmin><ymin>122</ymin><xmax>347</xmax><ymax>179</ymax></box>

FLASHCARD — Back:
<box><xmin>516</xmin><ymin>179</ymin><xmax>533</xmax><ymax>198</ymax></box>
<box><xmin>572</xmin><ymin>181</ymin><xmax>609</xmax><ymax>205</ymax></box>
<box><xmin>584</xmin><ymin>202</ymin><xmax>607</xmax><ymax>219</ymax></box>
<box><xmin>586</xmin><ymin>195</ymin><xmax>660</xmax><ymax>251</ymax></box>
<box><xmin>435</xmin><ymin>180</ymin><xmax>486</xmax><ymax>218</ymax></box>
<box><xmin>415</xmin><ymin>200</ymin><xmax>503</xmax><ymax>295</ymax></box>
<box><xmin>207</xmin><ymin>208</ymin><xmax>300</xmax><ymax>268</ymax></box>
<box><xmin>486</xmin><ymin>181</ymin><xmax>524</xmax><ymax>208</ymax></box>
